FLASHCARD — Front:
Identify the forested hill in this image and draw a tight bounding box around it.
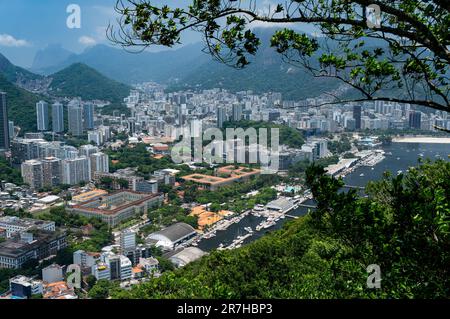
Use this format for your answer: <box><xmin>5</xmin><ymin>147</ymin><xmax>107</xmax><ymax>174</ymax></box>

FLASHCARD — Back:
<box><xmin>109</xmin><ymin>160</ymin><xmax>450</xmax><ymax>299</ymax></box>
<box><xmin>0</xmin><ymin>57</ymin><xmax>131</xmax><ymax>132</ymax></box>
<box><xmin>0</xmin><ymin>53</ymin><xmax>43</xmax><ymax>83</ymax></box>
<box><xmin>0</xmin><ymin>72</ymin><xmax>43</xmax><ymax>132</ymax></box>
<box><xmin>48</xmin><ymin>63</ymin><xmax>131</xmax><ymax>103</ymax></box>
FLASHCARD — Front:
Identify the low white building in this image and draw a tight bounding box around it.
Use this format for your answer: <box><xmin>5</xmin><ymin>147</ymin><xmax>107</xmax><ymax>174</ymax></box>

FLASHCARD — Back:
<box><xmin>169</xmin><ymin>247</ymin><xmax>206</xmax><ymax>267</ymax></box>
<box><xmin>9</xmin><ymin>276</ymin><xmax>43</xmax><ymax>299</ymax></box>
<box><xmin>147</xmin><ymin>223</ymin><xmax>197</xmax><ymax>250</ymax></box>
<box><xmin>139</xmin><ymin>257</ymin><xmax>159</xmax><ymax>273</ymax></box>
<box><xmin>92</xmin><ymin>262</ymin><xmax>110</xmax><ymax>281</ymax></box>
<box><xmin>119</xmin><ymin>255</ymin><xmax>132</xmax><ymax>280</ymax></box>
<box><xmin>42</xmin><ymin>264</ymin><xmax>64</xmax><ymax>283</ymax></box>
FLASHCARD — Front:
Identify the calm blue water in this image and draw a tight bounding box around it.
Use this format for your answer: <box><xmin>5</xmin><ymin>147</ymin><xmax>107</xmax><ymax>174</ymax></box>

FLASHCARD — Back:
<box><xmin>198</xmin><ymin>142</ymin><xmax>450</xmax><ymax>251</ymax></box>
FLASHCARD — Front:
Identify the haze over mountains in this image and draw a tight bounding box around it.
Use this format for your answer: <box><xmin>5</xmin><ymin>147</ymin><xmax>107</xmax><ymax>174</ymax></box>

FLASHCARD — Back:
<box><xmin>1</xmin><ymin>27</ymin><xmax>378</xmax><ymax>132</ymax></box>
<box><xmin>29</xmin><ymin>28</ymin><xmax>344</xmax><ymax>100</ymax></box>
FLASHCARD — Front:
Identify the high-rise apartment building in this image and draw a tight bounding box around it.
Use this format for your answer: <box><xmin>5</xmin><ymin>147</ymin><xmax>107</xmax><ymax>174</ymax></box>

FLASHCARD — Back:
<box><xmin>36</xmin><ymin>101</ymin><xmax>49</xmax><ymax>131</ymax></box>
<box><xmin>232</xmin><ymin>104</ymin><xmax>243</xmax><ymax>122</ymax></box>
<box><xmin>21</xmin><ymin>157</ymin><xmax>62</xmax><ymax>189</ymax></box>
<box><xmin>409</xmin><ymin>111</ymin><xmax>422</xmax><ymax>129</ymax></box>
<box><xmin>79</xmin><ymin>144</ymin><xmax>99</xmax><ymax>157</ymax></box>
<box><xmin>41</xmin><ymin>157</ymin><xmax>62</xmax><ymax>187</ymax></box>
<box><xmin>8</xmin><ymin>121</ymin><xmax>14</xmax><ymax>140</ymax></box>
<box><xmin>353</xmin><ymin>104</ymin><xmax>362</xmax><ymax>130</ymax></box>
<box><xmin>52</xmin><ymin>102</ymin><xmax>64</xmax><ymax>133</ymax></box>
<box><xmin>89</xmin><ymin>152</ymin><xmax>109</xmax><ymax>179</ymax></box>
<box><xmin>21</xmin><ymin>160</ymin><xmax>44</xmax><ymax>189</ymax></box>
<box><xmin>62</xmin><ymin>157</ymin><xmax>90</xmax><ymax>185</ymax></box>
<box><xmin>0</xmin><ymin>92</ymin><xmax>10</xmax><ymax>152</ymax></box>
<box><xmin>68</xmin><ymin>100</ymin><xmax>83</xmax><ymax>136</ymax></box>
<box><xmin>216</xmin><ymin>106</ymin><xmax>226</xmax><ymax>128</ymax></box>
<box><xmin>83</xmin><ymin>103</ymin><xmax>95</xmax><ymax>130</ymax></box>
<box><xmin>120</xmin><ymin>231</ymin><xmax>136</xmax><ymax>254</ymax></box>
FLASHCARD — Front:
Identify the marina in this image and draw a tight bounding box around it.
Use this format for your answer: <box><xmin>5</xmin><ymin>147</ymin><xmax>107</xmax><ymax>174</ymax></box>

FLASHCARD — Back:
<box><xmin>196</xmin><ymin>142</ymin><xmax>449</xmax><ymax>252</ymax></box>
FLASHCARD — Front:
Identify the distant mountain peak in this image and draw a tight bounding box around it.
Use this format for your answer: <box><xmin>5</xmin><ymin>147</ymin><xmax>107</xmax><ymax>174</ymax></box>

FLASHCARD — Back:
<box><xmin>31</xmin><ymin>44</ymin><xmax>73</xmax><ymax>71</ymax></box>
<box><xmin>48</xmin><ymin>61</ymin><xmax>131</xmax><ymax>104</ymax></box>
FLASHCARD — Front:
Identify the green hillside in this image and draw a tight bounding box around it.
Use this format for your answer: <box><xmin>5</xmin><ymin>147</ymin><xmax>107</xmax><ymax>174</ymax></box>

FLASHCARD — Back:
<box><xmin>0</xmin><ymin>53</ymin><xmax>42</xmax><ymax>83</ymax></box>
<box><xmin>0</xmin><ymin>72</ymin><xmax>43</xmax><ymax>132</ymax></box>
<box><xmin>110</xmin><ymin>160</ymin><xmax>450</xmax><ymax>299</ymax></box>
<box><xmin>48</xmin><ymin>63</ymin><xmax>131</xmax><ymax>104</ymax></box>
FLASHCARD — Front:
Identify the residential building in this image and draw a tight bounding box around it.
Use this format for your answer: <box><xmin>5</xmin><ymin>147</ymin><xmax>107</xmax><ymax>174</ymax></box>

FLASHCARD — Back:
<box><xmin>353</xmin><ymin>104</ymin><xmax>362</xmax><ymax>130</ymax></box>
<box><xmin>232</xmin><ymin>103</ymin><xmax>242</xmax><ymax>122</ymax></box>
<box><xmin>92</xmin><ymin>262</ymin><xmax>110</xmax><ymax>281</ymax></box>
<box><xmin>8</xmin><ymin>120</ymin><xmax>14</xmax><ymax>140</ymax></box>
<box><xmin>120</xmin><ymin>231</ymin><xmax>136</xmax><ymax>254</ymax></box>
<box><xmin>0</xmin><ymin>216</ymin><xmax>55</xmax><ymax>238</ymax></box>
<box><xmin>43</xmin><ymin>281</ymin><xmax>78</xmax><ymax>299</ymax></box>
<box><xmin>42</xmin><ymin>264</ymin><xmax>64</xmax><ymax>283</ymax></box>
<box><xmin>89</xmin><ymin>152</ymin><xmax>109</xmax><ymax>179</ymax></box>
<box><xmin>0</xmin><ymin>92</ymin><xmax>9</xmax><ymax>152</ymax></box>
<box><xmin>83</xmin><ymin>102</ymin><xmax>95</xmax><ymax>130</ymax></box>
<box><xmin>0</xmin><ymin>230</ymin><xmax>67</xmax><ymax>269</ymax></box>
<box><xmin>61</xmin><ymin>157</ymin><xmax>90</xmax><ymax>185</ymax></box>
<box><xmin>409</xmin><ymin>111</ymin><xmax>422</xmax><ymax>129</ymax></box>
<box><xmin>67</xmin><ymin>99</ymin><xmax>83</xmax><ymax>136</ymax></box>
<box><xmin>216</xmin><ymin>106</ymin><xmax>226</xmax><ymax>128</ymax></box>
<box><xmin>9</xmin><ymin>276</ymin><xmax>43</xmax><ymax>299</ymax></box>
<box><xmin>52</xmin><ymin>102</ymin><xmax>64</xmax><ymax>133</ymax></box>
<box><xmin>41</xmin><ymin>157</ymin><xmax>62</xmax><ymax>187</ymax></box>
<box><xmin>73</xmin><ymin>250</ymin><xmax>99</xmax><ymax>270</ymax></box>
<box><xmin>36</xmin><ymin>100</ymin><xmax>49</xmax><ymax>131</ymax></box>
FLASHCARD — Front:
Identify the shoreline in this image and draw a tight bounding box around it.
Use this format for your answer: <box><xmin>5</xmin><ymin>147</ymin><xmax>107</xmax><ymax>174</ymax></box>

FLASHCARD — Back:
<box><xmin>392</xmin><ymin>136</ymin><xmax>450</xmax><ymax>144</ymax></box>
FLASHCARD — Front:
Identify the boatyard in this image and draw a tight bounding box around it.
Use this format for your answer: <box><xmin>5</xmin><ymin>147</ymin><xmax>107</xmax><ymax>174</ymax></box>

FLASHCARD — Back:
<box><xmin>193</xmin><ymin>193</ymin><xmax>315</xmax><ymax>251</ymax></box>
<box><xmin>326</xmin><ymin>149</ymin><xmax>385</xmax><ymax>178</ymax></box>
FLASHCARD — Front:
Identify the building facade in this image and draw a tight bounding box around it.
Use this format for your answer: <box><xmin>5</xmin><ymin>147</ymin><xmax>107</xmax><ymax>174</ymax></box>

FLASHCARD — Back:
<box><xmin>52</xmin><ymin>102</ymin><xmax>64</xmax><ymax>133</ymax></box>
<box><xmin>36</xmin><ymin>101</ymin><xmax>49</xmax><ymax>131</ymax></box>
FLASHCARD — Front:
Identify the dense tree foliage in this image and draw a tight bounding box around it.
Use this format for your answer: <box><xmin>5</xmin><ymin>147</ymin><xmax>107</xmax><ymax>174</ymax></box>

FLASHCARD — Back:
<box><xmin>49</xmin><ymin>63</ymin><xmax>130</xmax><ymax>105</ymax></box>
<box><xmin>0</xmin><ymin>73</ymin><xmax>42</xmax><ymax>132</ymax></box>
<box><xmin>328</xmin><ymin>135</ymin><xmax>352</xmax><ymax>154</ymax></box>
<box><xmin>106</xmin><ymin>143</ymin><xmax>193</xmax><ymax>178</ymax></box>
<box><xmin>147</xmin><ymin>205</ymin><xmax>199</xmax><ymax>229</ymax></box>
<box><xmin>222</xmin><ymin>120</ymin><xmax>305</xmax><ymax>149</ymax></box>
<box><xmin>0</xmin><ymin>158</ymin><xmax>23</xmax><ymax>185</ymax></box>
<box><xmin>39</xmin><ymin>206</ymin><xmax>113</xmax><ymax>252</ymax></box>
<box><xmin>188</xmin><ymin>175</ymin><xmax>279</xmax><ymax>213</ymax></box>
<box><xmin>107</xmin><ymin>160</ymin><xmax>449</xmax><ymax>298</ymax></box>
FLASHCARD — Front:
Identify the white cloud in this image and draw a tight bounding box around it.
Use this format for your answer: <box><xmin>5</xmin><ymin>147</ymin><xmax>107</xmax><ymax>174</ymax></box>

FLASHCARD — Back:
<box><xmin>95</xmin><ymin>26</ymin><xmax>108</xmax><ymax>41</ymax></box>
<box><xmin>79</xmin><ymin>36</ymin><xmax>97</xmax><ymax>46</ymax></box>
<box><xmin>0</xmin><ymin>34</ymin><xmax>30</xmax><ymax>47</ymax></box>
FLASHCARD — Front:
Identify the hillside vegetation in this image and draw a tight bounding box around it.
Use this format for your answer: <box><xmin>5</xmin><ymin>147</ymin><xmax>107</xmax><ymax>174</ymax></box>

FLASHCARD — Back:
<box><xmin>0</xmin><ymin>72</ymin><xmax>43</xmax><ymax>132</ymax></box>
<box><xmin>110</xmin><ymin>160</ymin><xmax>450</xmax><ymax>298</ymax></box>
<box><xmin>48</xmin><ymin>63</ymin><xmax>131</xmax><ymax>104</ymax></box>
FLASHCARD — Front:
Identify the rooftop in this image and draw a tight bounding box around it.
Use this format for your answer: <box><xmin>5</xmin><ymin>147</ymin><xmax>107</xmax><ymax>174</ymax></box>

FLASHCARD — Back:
<box><xmin>149</xmin><ymin>222</ymin><xmax>196</xmax><ymax>243</ymax></box>
<box><xmin>182</xmin><ymin>166</ymin><xmax>260</xmax><ymax>186</ymax></box>
<box><xmin>169</xmin><ymin>247</ymin><xmax>206</xmax><ymax>266</ymax></box>
<box><xmin>71</xmin><ymin>189</ymin><xmax>108</xmax><ymax>203</ymax></box>
<box><xmin>70</xmin><ymin>191</ymin><xmax>162</xmax><ymax>216</ymax></box>
<box><xmin>0</xmin><ymin>230</ymin><xmax>66</xmax><ymax>258</ymax></box>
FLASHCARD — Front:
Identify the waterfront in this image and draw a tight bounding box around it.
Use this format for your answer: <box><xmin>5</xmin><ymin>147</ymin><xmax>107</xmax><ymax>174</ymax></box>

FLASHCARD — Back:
<box><xmin>197</xmin><ymin>142</ymin><xmax>450</xmax><ymax>252</ymax></box>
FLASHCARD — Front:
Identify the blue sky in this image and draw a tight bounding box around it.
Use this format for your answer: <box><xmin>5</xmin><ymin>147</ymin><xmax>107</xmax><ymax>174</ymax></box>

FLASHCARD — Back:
<box><xmin>0</xmin><ymin>0</ymin><xmax>316</xmax><ymax>68</ymax></box>
<box><xmin>0</xmin><ymin>0</ymin><xmax>199</xmax><ymax>67</ymax></box>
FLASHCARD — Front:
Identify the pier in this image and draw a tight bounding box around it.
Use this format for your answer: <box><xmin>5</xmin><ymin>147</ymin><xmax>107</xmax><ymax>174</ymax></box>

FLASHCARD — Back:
<box><xmin>296</xmin><ymin>204</ymin><xmax>317</xmax><ymax>209</ymax></box>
